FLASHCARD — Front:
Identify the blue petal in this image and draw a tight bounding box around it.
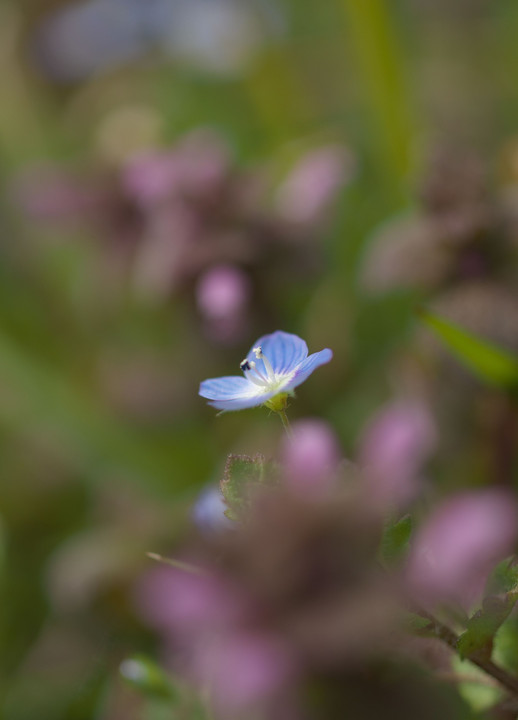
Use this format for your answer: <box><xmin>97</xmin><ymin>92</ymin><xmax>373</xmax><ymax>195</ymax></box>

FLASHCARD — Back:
<box><xmin>247</xmin><ymin>331</ymin><xmax>308</xmax><ymax>375</ymax></box>
<box><xmin>200</xmin><ymin>375</ymin><xmax>275</xmax><ymax>411</ymax></box>
<box><xmin>285</xmin><ymin>348</ymin><xmax>333</xmax><ymax>390</ymax></box>
<box><xmin>199</xmin><ymin>376</ymin><xmax>252</xmax><ymax>400</ymax></box>
<box><xmin>206</xmin><ymin>389</ymin><xmax>276</xmax><ymax>412</ymax></box>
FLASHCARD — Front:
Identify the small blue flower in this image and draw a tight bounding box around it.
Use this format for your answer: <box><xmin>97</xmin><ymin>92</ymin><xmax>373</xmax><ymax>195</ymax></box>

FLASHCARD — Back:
<box><xmin>192</xmin><ymin>485</ymin><xmax>234</xmax><ymax>534</ymax></box>
<box><xmin>199</xmin><ymin>330</ymin><xmax>332</xmax><ymax>411</ymax></box>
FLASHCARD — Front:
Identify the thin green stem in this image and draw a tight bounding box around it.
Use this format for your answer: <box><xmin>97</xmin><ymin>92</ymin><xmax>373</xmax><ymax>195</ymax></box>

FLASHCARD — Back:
<box><xmin>338</xmin><ymin>0</ymin><xmax>413</xmax><ymax>197</ymax></box>
<box><xmin>415</xmin><ymin>607</ymin><xmax>518</xmax><ymax>698</ymax></box>
<box><xmin>146</xmin><ymin>553</ymin><xmax>207</xmax><ymax>576</ymax></box>
<box><xmin>278</xmin><ymin>409</ymin><xmax>294</xmax><ymax>439</ymax></box>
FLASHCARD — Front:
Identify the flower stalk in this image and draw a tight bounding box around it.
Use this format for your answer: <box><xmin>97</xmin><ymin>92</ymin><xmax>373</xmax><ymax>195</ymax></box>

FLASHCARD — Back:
<box><xmin>277</xmin><ymin>409</ymin><xmax>293</xmax><ymax>439</ymax></box>
<box><xmin>415</xmin><ymin>606</ymin><xmax>518</xmax><ymax>699</ymax></box>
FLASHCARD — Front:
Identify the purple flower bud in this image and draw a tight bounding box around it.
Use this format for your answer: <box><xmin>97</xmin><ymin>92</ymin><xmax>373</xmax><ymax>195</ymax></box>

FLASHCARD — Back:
<box><xmin>360</xmin><ymin>402</ymin><xmax>437</xmax><ymax>510</ymax></box>
<box><xmin>282</xmin><ymin>419</ymin><xmax>341</xmax><ymax>496</ymax></box>
<box><xmin>276</xmin><ymin>147</ymin><xmax>353</xmax><ymax>228</ymax></box>
<box><xmin>407</xmin><ymin>490</ymin><xmax>518</xmax><ymax>608</ymax></box>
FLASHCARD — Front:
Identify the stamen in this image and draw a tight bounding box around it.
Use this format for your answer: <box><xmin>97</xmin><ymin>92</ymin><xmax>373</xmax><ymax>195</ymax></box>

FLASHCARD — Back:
<box><xmin>253</xmin><ymin>345</ymin><xmax>275</xmax><ymax>381</ymax></box>
<box><xmin>249</xmin><ymin>360</ymin><xmax>268</xmax><ymax>383</ymax></box>
<box><xmin>240</xmin><ymin>358</ymin><xmax>268</xmax><ymax>387</ymax></box>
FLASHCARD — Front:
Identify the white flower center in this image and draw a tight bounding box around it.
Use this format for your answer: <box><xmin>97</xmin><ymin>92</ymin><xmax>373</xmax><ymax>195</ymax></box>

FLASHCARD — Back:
<box><xmin>239</xmin><ymin>346</ymin><xmax>287</xmax><ymax>392</ymax></box>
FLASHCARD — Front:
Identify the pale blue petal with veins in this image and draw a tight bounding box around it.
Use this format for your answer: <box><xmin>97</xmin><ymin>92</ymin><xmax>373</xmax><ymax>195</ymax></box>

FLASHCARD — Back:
<box><xmin>199</xmin><ymin>331</ymin><xmax>332</xmax><ymax>411</ymax></box>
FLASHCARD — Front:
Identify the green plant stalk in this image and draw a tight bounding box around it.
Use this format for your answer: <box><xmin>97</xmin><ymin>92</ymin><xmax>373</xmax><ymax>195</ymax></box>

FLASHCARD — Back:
<box><xmin>278</xmin><ymin>409</ymin><xmax>294</xmax><ymax>439</ymax></box>
<box><xmin>415</xmin><ymin>607</ymin><xmax>518</xmax><ymax>698</ymax></box>
<box><xmin>339</xmin><ymin>0</ymin><xmax>413</xmax><ymax>196</ymax></box>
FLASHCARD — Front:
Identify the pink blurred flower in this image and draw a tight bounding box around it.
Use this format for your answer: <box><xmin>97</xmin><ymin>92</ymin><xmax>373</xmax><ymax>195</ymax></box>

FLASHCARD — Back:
<box><xmin>135</xmin><ymin>566</ymin><xmax>247</xmax><ymax>638</ymax></box>
<box><xmin>360</xmin><ymin>402</ymin><xmax>437</xmax><ymax>510</ymax></box>
<box><xmin>136</xmin><ymin>565</ymin><xmax>298</xmax><ymax>717</ymax></box>
<box><xmin>282</xmin><ymin>419</ymin><xmax>341</xmax><ymax>496</ymax></box>
<box><xmin>197</xmin><ymin>265</ymin><xmax>249</xmax><ymax>320</ymax></box>
<box><xmin>12</xmin><ymin>166</ymin><xmax>107</xmax><ymax>223</ymax></box>
<box><xmin>196</xmin><ymin>632</ymin><xmax>296</xmax><ymax>716</ymax></box>
<box><xmin>276</xmin><ymin>146</ymin><xmax>353</xmax><ymax>228</ymax></box>
<box><xmin>407</xmin><ymin>489</ymin><xmax>518</xmax><ymax>608</ymax></box>
<box><xmin>122</xmin><ymin>131</ymin><xmax>230</xmax><ymax>208</ymax></box>
<box><xmin>122</xmin><ymin>151</ymin><xmax>183</xmax><ymax>207</ymax></box>
<box><xmin>196</xmin><ymin>264</ymin><xmax>250</xmax><ymax>342</ymax></box>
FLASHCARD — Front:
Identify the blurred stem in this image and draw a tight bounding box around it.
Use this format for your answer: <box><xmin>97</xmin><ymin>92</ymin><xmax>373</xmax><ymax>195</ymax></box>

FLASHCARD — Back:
<box><xmin>0</xmin><ymin>4</ymin><xmax>54</xmax><ymax>167</ymax></box>
<box><xmin>147</xmin><ymin>553</ymin><xmax>207</xmax><ymax>576</ymax></box>
<box><xmin>416</xmin><ymin>607</ymin><xmax>518</xmax><ymax>698</ymax></box>
<box><xmin>278</xmin><ymin>409</ymin><xmax>294</xmax><ymax>439</ymax></box>
<box><xmin>339</xmin><ymin>0</ymin><xmax>413</xmax><ymax>197</ymax></box>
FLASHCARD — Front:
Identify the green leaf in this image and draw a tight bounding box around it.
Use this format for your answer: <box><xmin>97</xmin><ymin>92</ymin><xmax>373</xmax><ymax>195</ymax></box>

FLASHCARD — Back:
<box><xmin>380</xmin><ymin>514</ymin><xmax>412</xmax><ymax>566</ymax></box>
<box><xmin>493</xmin><ymin>611</ymin><xmax>518</xmax><ymax>675</ymax></box>
<box><xmin>220</xmin><ymin>454</ymin><xmax>277</xmax><ymax>519</ymax></box>
<box><xmin>487</xmin><ymin>557</ymin><xmax>518</xmax><ymax>595</ymax></box>
<box><xmin>405</xmin><ymin>612</ymin><xmax>434</xmax><ymax>634</ymax></box>
<box><xmin>119</xmin><ymin>655</ymin><xmax>177</xmax><ymax>701</ymax></box>
<box><xmin>452</xmin><ymin>656</ymin><xmax>502</xmax><ymax>713</ymax></box>
<box><xmin>457</xmin><ymin>593</ymin><xmax>518</xmax><ymax>662</ymax></box>
<box><xmin>0</xmin><ymin>515</ymin><xmax>5</xmax><ymax>580</ymax></box>
<box><xmin>418</xmin><ymin>309</ymin><xmax>518</xmax><ymax>389</ymax></box>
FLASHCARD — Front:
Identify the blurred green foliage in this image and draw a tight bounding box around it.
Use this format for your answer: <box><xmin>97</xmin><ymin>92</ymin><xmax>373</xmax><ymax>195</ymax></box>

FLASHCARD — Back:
<box><xmin>2</xmin><ymin>0</ymin><xmax>518</xmax><ymax>717</ymax></box>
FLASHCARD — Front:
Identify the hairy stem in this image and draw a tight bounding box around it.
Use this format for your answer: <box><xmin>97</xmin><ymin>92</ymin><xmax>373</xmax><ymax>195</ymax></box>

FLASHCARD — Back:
<box><xmin>416</xmin><ymin>608</ymin><xmax>518</xmax><ymax>698</ymax></box>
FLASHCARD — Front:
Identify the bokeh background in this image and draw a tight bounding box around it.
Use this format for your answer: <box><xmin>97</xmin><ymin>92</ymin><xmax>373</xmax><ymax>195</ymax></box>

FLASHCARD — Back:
<box><xmin>2</xmin><ymin>1</ymin><xmax>518</xmax><ymax>717</ymax></box>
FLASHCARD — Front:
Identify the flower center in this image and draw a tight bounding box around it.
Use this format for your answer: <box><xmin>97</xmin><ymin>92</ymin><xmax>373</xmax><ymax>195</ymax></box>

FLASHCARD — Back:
<box><xmin>239</xmin><ymin>346</ymin><xmax>280</xmax><ymax>390</ymax></box>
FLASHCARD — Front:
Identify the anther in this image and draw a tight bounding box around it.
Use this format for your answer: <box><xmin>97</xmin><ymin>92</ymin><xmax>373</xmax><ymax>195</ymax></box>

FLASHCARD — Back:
<box><xmin>240</xmin><ymin>359</ymin><xmax>251</xmax><ymax>371</ymax></box>
<box><xmin>252</xmin><ymin>345</ymin><xmax>275</xmax><ymax>380</ymax></box>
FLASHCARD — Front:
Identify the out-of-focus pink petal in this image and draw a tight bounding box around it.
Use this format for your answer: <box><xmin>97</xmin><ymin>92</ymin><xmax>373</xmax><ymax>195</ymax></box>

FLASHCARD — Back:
<box><xmin>134</xmin><ymin>566</ymin><xmax>247</xmax><ymax>636</ymax></box>
<box><xmin>407</xmin><ymin>489</ymin><xmax>518</xmax><ymax>608</ymax></box>
<box><xmin>196</xmin><ymin>265</ymin><xmax>250</xmax><ymax>321</ymax></box>
<box><xmin>276</xmin><ymin>146</ymin><xmax>353</xmax><ymax>227</ymax></box>
<box><xmin>360</xmin><ymin>401</ymin><xmax>437</xmax><ymax>510</ymax></box>
<box><xmin>122</xmin><ymin>151</ymin><xmax>184</xmax><ymax>206</ymax></box>
<box><xmin>195</xmin><ymin>632</ymin><xmax>296</xmax><ymax>715</ymax></box>
<box><xmin>13</xmin><ymin>167</ymin><xmax>106</xmax><ymax>221</ymax></box>
<box><xmin>122</xmin><ymin>131</ymin><xmax>230</xmax><ymax>207</ymax></box>
<box><xmin>282</xmin><ymin>419</ymin><xmax>341</xmax><ymax>496</ymax></box>
<box><xmin>196</xmin><ymin>264</ymin><xmax>250</xmax><ymax>343</ymax></box>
